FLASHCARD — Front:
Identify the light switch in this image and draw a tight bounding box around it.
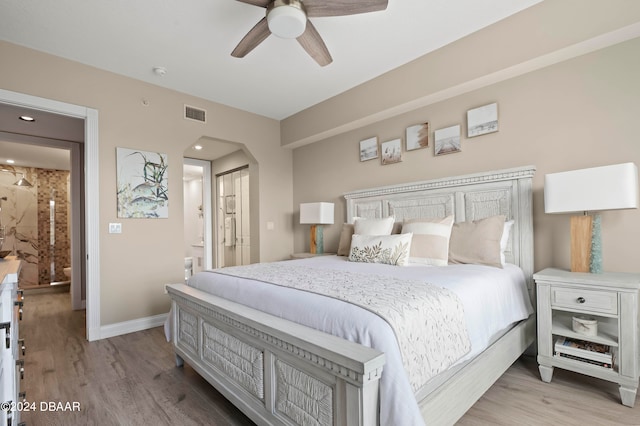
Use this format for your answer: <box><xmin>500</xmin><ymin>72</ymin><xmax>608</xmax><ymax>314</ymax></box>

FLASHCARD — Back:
<box><xmin>109</xmin><ymin>223</ymin><xmax>122</xmax><ymax>234</ymax></box>
<box><xmin>266</xmin><ymin>221</ymin><xmax>275</xmax><ymax>230</ymax></box>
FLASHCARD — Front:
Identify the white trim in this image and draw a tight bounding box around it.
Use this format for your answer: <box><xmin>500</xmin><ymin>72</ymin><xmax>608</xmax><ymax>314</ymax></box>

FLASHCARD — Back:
<box><xmin>99</xmin><ymin>313</ymin><xmax>168</xmax><ymax>339</ymax></box>
<box><xmin>85</xmin><ymin>108</ymin><xmax>100</xmax><ymax>341</ymax></box>
<box><xmin>0</xmin><ymin>89</ymin><xmax>101</xmax><ymax>341</ymax></box>
<box><xmin>286</xmin><ymin>22</ymin><xmax>640</xmax><ymax>148</ymax></box>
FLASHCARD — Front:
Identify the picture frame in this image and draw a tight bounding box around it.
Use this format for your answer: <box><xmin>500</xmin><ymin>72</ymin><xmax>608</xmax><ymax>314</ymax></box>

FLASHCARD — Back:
<box><xmin>467</xmin><ymin>102</ymin><xmax>498</xmax><ymax>137</ymax></box>
<box><xmin>405</xmin><ymin>122</ymin><xmax>429</xmax><ymax>151</ymax></box>
<box><xmin>434</xmin><ymin>125</ymin><xmax>461</xmax><ymax>156</ymax></box>
<box><xmin>225</xmin><ymin>195</ymin><xmax>236</xmax><ymax>214</ymax></box>
<box><xmin>116</xmin><ymin>147</ymin><xmax>168</xmax><ymax>218</ymax></box>
<box><xmin>359</xmin><ymin>136</ymin><xmax>379</xmax><ymax>162</ymax></box>
<box><xmin>380</xmin><ymin>138</ymin><xmax>402</xmax><ymax>165</ymax></box>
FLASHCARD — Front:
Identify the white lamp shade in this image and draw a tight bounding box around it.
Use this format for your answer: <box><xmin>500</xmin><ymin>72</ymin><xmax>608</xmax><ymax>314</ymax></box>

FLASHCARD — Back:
<box><xmin>300</xmin><ymin>202</ymin><xmax>334</xmax><ymax>225</ymax></box>
<box><xmin>544</xmin><ymin>162</ymin><xmax>639</xmax><ymax>213</ymax></box>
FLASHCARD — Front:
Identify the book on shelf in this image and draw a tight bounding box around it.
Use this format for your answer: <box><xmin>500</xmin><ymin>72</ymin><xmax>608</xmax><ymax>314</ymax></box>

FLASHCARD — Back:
<box><xmin>556</xmin><ymin>352</ymin><xmax>612</xmax><ymax>369</ymax></box>
<box><xmin>554</xmin><ymin>336</ymin><xmax>613</xmax><ymax>364</ymax></box>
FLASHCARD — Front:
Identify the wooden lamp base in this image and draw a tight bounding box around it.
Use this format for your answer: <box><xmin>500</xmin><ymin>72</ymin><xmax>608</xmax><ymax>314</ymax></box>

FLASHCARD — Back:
<box><xmin>570</xmin><ymin>215</ymin><xmax>593</xmax><ymax>273</ymax></box>
<box><xmin>309</xmin><ymin>224</ymin><xmax>324</xmax><ymax>254</ymax></box>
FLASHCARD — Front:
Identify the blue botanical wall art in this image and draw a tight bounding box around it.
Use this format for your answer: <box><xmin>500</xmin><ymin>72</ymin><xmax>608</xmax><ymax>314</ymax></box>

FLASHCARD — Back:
<box><xmin>116</xmin><ymin>147</ymin><xmax>168</xmax><ymax>218</ymax></box>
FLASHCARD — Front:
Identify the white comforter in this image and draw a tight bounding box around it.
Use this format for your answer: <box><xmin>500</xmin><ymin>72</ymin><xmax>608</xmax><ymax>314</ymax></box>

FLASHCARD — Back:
<box><xmin>184</xmin><ymin>256</ymin><xmax>534</xmax><ymax>426</ymax></box>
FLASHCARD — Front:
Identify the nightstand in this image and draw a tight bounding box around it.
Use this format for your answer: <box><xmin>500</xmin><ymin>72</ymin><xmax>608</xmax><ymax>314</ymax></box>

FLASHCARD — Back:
<box><xmin>534</xmin><ymin>268</ymin><xmax>640</xmax><ymax>407</ymax></box>
<box><xmin>290</xmin><ymin>252</ymin><xmax>336</xmax><ymax>259</ymax></box>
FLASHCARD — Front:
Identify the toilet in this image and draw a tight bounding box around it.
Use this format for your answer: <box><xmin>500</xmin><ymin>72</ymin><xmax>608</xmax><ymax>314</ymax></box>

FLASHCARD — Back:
<box><xmin>63</xmin><ymin>267</ymin><xmax>71</xmax><ymax>282</ymax></box>
<box><xmin>184</xmin><ymin>257</ymin><xmax>193</xmax><ymax>282</ymax></box>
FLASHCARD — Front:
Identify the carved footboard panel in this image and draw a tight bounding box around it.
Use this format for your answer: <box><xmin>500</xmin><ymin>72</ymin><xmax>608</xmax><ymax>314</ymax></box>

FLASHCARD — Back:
<box><xmin>166</xmin><ymin>283</ymin><xmax>386</xmax><ymax>426</ymax></box>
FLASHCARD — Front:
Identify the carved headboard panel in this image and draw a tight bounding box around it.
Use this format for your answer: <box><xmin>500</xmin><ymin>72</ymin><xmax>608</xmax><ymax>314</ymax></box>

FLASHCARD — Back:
<box><xmin>343</xmin><ymin>166</ymin><xmax>536</xmax><ymax>296</ymax></box>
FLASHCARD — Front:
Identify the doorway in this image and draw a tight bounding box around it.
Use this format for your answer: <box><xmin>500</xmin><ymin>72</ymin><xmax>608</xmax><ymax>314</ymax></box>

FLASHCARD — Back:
<box><xmin>0</xmin><ymin>89</ymin><xmax>100</xmax><ymax>341</ymax></box>
<box><xmin>216</xmin><ymin>166</ymin><xmax>250</xmax><ymax>267</ymax></box>
<box><xmin>183</xmin><ymin>158</ymin><xmax>212</xmax><ymax>277</ymax></box>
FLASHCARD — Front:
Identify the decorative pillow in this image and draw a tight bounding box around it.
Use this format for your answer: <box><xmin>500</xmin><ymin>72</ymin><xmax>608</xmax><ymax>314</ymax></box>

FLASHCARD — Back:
<box><xmin>337</xmin><ymin>223</ymin><xmax>355</xmax><ymax>256</ymax></box>
<box><xmin>449</xmin><ymin>215</ymin><xmax>506</xmax><ymax>268</ymax></box>
<box><xmin>348</xmin><ymin>233</ymin><xmax>413</xmax><ymax>266</ymax></box>
<box><xmin>500</xmin><ymin>220</ymin><xmax>514</xmax><ymax>265</ymax></box>
<box><xmin>353</xmin><ymin>216</ymin><xmax>395</xmax><ymax>235</ymax></box>
<box><xmin>401</xmin><ymin>216</ymin><xmax>454</xmax><ymax>266</ymax></box>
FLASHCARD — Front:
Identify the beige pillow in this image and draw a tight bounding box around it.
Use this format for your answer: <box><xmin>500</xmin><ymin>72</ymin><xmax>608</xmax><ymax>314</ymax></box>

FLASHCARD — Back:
<box><xmin>337</xmin><ymin>223</ymin><xmax>355</xmax><ymax>256</ymax></box>
<box><xmin>402</xmin><ymin>216</ymin><xmax>454</xmax><ymax>266</ymax></box>
<box><xmin>449</xmin><ymin>215</ymin><xmax>506</xmax><ymax>268</ymax></box>
<box><xmin>353</xmin><ymin>216</ymin><xmax>395</xmax><ymax>235</ymax></box>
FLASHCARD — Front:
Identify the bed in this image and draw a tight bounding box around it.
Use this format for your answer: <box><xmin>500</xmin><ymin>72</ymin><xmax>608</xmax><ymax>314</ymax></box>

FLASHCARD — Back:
<box><xmin>165</xmin><ymin>165</ymin><xmax>537</xmax><ymax>426</ymax></box>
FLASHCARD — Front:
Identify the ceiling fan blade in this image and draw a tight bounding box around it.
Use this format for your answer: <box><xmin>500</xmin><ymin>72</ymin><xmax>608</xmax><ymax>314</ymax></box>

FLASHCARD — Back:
<box><xmin>304</xmin><ymin>0</ymin><xmax>388</xmax><ymax>17</ymax></box>
<box><xmin>235</xmin><ymin>0</ymin><xmax>271</xmax><ymax>7</ymax></box>
<box><xmin>231</xmin><ymin>17</ymin><xmax>271</xmax><ymax>58</ymax></box>
<box><xmin>297</xmin><ymin>20</ymin><xmax>332</xmax><ymax>67</ymax></box>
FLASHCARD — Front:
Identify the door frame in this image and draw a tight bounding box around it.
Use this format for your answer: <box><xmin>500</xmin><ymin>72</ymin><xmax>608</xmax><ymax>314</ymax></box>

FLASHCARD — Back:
<box><xmin>0</xmin><ymin>89</ymin><xmax>101</xmax><ymax>341</ymax></box>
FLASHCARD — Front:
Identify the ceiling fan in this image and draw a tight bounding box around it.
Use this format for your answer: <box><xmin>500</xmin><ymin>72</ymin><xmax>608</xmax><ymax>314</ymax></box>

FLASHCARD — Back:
<box><xmin>231</xmin><ymin>0</ymin><xmax>389</xmax><ymax>67</ymax></box>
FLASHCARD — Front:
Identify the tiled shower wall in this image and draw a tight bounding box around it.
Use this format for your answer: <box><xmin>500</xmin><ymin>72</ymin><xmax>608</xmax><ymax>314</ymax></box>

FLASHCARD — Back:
<box><xmin>37</xmin><ymin>168</ymin><xmax>71</xmax><ymax>284</ymax></box>
<box><xmin>0</xmin><ymin>165</ymin><xmax>70</xmax><ymax>287</ymax></box>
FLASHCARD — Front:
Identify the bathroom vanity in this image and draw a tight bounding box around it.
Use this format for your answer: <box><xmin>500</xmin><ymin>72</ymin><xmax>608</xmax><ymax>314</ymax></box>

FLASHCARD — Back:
<box><xmin>0</xmin><ymin>257</ymin><xmax>23</xmax><ymax>425</ymax></box>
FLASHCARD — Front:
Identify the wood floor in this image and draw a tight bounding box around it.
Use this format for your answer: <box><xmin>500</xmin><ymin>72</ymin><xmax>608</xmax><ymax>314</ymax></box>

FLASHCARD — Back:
<box><xmin>19</xmin><ymin>291</ymin><xmax>640</xmax><ymax>425</ymax></box>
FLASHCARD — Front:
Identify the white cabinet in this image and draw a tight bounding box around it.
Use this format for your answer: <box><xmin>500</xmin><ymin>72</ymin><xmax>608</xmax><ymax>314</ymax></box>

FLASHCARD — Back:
<box><xmin>0</xmin><ymin>259</ymin><xmax>23</xmax><ymax>425</ymax></box>
<box><xmin>534</xmin><ymin>268</ymin><xmax>640</xmax><ymax>407</ymax></box>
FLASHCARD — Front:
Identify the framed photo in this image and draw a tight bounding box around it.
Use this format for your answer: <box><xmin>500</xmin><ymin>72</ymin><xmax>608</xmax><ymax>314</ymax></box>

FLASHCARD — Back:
<box><xmin>434</xmin><ymin>125</ymin><xmax>461</xmax><ymax>156</ymax></box>
<box><xmin>405</xmin><ymin>122</ymin><xmax>429</xmax><ymax>151</ymax></box>
<box><xmin>116</xmin><ymin>147</ymin><xmax>168</xmax><ymax>218</ymax></box>
<box><xmin>225</xmin><ymin>195</ymin><xmax>236</xmax><ymax>214</ymax></box>
<box><xmin>467</xmin><ymin>102</ymin><xmax>498</xmax><ymax>137</ymax></box>
<box><xmin>380</xmin><ymin>138</ymin><xmax>402</xmax><ymax>165</ymax></box>
<box><xmin>359</xmin><ymin>136</ymin><xmax>379</xmax><ymax>162</ymax></box>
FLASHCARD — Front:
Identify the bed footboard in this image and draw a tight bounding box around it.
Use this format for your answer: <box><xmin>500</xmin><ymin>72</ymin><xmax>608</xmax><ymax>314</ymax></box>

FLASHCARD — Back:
<box><xmin>166</xmin><ymin>283</ymin><xmax>386</xmax><ymax>426</ymax></box>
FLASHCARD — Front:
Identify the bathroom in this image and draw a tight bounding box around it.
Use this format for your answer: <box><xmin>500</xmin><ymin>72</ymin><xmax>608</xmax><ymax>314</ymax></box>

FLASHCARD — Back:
<box><xmin>0</xmin><ymin>163</ymin><xmax>72</xmax><ymax>289</ymax></box>
<box><xmin>183</xmin><ymin>146</ymin><xmax>253</xmax><ymax>277</ymax></box>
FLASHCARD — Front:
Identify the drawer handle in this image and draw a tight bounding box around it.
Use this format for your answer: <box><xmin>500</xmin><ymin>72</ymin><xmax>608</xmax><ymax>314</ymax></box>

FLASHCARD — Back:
<box><xmin>577</xmin><ymin>297</ymin><xmax>586</xmax><ymax>304</ymax></box>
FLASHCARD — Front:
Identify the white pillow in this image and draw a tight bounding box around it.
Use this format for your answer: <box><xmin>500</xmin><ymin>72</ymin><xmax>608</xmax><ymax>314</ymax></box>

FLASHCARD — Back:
<box><xmin>353</xmin><ymin>216</ymin><xmax>395</xmax><ymax>235</ymax></box>
<box><xmin>500</xmin><ymin>220</ymin><xmax>514</xmax><ymax>265</ymax></box>
<box><xmin>402</xmin><ymin>216</ymin><xmax>454</xmax><ymax>266</ymax></box>
<box><xmin>349</xmin><ymin>233</ymin><xmax>413</xmax><ymax>266</ymax></box>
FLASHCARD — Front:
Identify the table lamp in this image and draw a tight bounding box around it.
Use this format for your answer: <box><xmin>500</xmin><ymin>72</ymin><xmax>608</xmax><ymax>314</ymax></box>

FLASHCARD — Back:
<box><xmin>300</xmin><ymin>202</ymin><xmax>334</xmax><ymax>254</ymax></box>
<box><xmin>544</xmin><ymin>162</ymin><xmax>638</xmax><ymax>273</ymax></box>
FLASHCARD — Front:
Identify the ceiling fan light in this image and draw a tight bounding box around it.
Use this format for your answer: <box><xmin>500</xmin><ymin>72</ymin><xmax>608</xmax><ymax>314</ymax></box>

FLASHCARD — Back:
<box><xmin>267</xmin><ymin>5</ymin><xmax>306</xmax><ymax>39</ymax></box>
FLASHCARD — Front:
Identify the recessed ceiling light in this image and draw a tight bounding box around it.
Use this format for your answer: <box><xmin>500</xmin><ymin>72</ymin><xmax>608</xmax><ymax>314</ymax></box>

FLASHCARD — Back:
<box><xmin>6</xmin><ymin>159</ymin><xmax>15</xmax><ymax>164</ymax></box>
<box><xmin>19</xmin><ymin>115</ymin><xmax>35</xmax><ymax>122</ymax></box>
<box><xmin>193</xmin><ymin>145</ymin><xmax>203</xmax><ymax>150</ymax></box>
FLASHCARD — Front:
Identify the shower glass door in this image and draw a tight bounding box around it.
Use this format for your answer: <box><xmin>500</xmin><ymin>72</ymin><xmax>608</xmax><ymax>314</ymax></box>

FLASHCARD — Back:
<box><xmin>216</xmin><ymin>166</ymin><xmax>250</xmax><ymax>268</ymax></box>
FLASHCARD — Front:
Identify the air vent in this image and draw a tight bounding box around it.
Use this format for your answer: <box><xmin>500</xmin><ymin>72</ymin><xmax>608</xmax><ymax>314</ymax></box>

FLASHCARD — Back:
<box><xmin>184</xmin><ymin>105</ymin><xmax>206</xmax><ymax>123</ymax></box>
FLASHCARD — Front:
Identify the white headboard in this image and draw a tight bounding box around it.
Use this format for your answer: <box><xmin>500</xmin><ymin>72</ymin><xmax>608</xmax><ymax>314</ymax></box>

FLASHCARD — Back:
<box><xmin>343</xmin><ymin>166</ymin><xmax>536</xmax><ymax>296</ymax></box>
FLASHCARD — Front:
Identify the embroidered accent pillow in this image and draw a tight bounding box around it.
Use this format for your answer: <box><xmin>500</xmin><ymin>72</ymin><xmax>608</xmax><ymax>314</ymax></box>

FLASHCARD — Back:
<box><xmin>349</xmin><ymin>233</ymin><xmax>413</xmax><ymax>266</ymax></box>
<box><xmin>353</xmin><ymin>216</ymin><xmax>395</xmax><ymax>235</ymax></box>
<box><xmin>402</xmin><ymin>216</ymin><xmax>454</xmax><ymax>266</ymax></box>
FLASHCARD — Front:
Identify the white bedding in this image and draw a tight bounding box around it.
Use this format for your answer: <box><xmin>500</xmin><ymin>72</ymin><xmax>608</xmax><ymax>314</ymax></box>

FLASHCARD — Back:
<box><xmin>182</xmin><ymin>256</ymin><xmax>533</xmax><ymax>426</ymax></box>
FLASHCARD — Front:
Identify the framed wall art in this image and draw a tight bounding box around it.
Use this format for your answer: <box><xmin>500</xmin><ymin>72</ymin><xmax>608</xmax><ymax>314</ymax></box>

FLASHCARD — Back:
<box><xmin>434</xmin><ymin>125</ymin><xmax>461</xmax><ymax>156</ymax></box>
<box><xmin>225</xmin><ymin>195</ymin><xmax>236</xmax><ymax>214</ymax></box>
<box><xmin>359</xmin><ymin>136</ymin><xmax>379</xmax><ymax>162</ymax></box>
<box><xmin>380</xmin><ymin>138</ymin><xmax>402</xmax><ymax>165</ymax></box>
<box><xmin>467</xmin><ymin>102</ymin><xmax>498</xmax><ymax>137</ymax></box>
<box><xmin>405</xmin><ymin>122</ymin><xmax>429</xmax><ymax>151</ymax></box>
<box><xmin>116</xmin><ymin>147</ymin><xmax>168</xmax><ymax>218</ymax></box>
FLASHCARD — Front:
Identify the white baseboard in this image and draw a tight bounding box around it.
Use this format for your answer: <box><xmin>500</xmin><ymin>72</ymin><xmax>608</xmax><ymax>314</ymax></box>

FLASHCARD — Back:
<box><xmin>99</xmin><ymin>312</ymin><xmax>168</xmax><ymax>339</ymax></box>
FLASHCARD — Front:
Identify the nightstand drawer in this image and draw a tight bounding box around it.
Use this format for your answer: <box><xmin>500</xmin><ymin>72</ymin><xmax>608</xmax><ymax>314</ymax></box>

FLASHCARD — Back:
<box><xmin>551</xmin><ymin>287</ymin><xmax>618</xmax><ymax>315</ymax></box>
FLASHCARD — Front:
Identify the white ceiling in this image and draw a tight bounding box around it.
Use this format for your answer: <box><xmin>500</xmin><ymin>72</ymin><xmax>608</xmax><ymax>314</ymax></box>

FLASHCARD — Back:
<box><xmin>0</xmin><ymin>0</ymin><xmax>541</xmax><ymax>121</ymax></box>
